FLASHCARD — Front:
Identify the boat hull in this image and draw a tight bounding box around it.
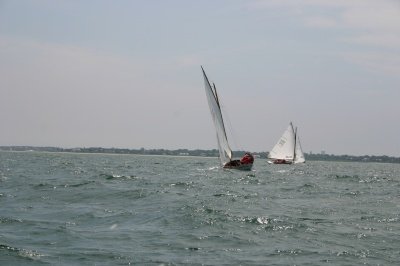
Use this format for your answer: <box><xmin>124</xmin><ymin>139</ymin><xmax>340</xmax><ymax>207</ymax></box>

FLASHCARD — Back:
<box><xmin>223</xmin><ymin>163</ymin><xmax>253</xmax><ymax>171</ymax></box>
<box><xmin>268</xmin><ymin>159</ymin><xmax>293</xmax><ymax>165</ymax></box>
<box><xmin>223</xmin><ymin>160</ymin><xmax>253</xmax><ymax>171</ymax></box>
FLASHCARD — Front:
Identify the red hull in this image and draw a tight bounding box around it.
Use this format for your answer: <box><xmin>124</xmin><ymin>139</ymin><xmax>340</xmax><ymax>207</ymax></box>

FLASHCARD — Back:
<box><xmin>223</xmin><ymin>161</ymin><xmax>253</xmax><ymax>171</ymax></box>
<box><xmin>223</xmin><ymin>153</ymin><xmax>254</xmax><ymax>171</ymax></box>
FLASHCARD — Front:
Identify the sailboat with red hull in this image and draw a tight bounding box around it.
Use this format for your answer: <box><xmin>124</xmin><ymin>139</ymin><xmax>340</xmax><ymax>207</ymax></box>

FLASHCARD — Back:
<box><xmin>201</xmin><ymin>66</ymin><xmax>254</xmax><ymax>170</ymax></box>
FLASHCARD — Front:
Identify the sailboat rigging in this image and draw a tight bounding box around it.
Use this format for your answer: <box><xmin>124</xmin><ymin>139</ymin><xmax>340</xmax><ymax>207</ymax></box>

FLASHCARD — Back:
<box><xmin>201</xmin><ymin>66</ymin><xmax>254</xmax><ymax>170</ymax></box>
<box><xmin>267</xmin><ymin>122</ymin><xmax>305</xmax><ymax>164</ymax></box>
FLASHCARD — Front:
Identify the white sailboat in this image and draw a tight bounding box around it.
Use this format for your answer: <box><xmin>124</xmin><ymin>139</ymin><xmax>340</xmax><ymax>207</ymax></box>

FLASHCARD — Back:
<box><xmin>267</xmin><ymin>122</ymin><xmax>305</xmax><ymax>164</ymax></box>
<box><xmin>201</xmin><ymin>66</ymin><xmax>254</xmax><ymax>170</ymax></box>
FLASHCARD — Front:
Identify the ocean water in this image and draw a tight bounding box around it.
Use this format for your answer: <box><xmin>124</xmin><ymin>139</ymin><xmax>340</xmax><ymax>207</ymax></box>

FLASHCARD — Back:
<box><xmin>0</xmin><ymin>151</ymin><xmax>399</xmax><ymax>265</ymax></box>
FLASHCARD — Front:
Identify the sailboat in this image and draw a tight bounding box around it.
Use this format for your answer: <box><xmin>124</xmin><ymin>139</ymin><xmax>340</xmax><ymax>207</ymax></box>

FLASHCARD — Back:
<box><xmin>267</xmin><ymin>122</ymin><xmax>305</xmax><ymax>164</ymax></box>
<box><xmin>201</xmin><ymin>66</ymin><xmax>254</xmax><ymax>170</ymax></box>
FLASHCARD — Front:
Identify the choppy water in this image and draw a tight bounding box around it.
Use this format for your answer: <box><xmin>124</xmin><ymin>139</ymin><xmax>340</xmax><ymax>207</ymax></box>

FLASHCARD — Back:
<box><xmin>0</xmin><ymin>151</ymin><xmax>399</xmax><ymax>265</ymax></box>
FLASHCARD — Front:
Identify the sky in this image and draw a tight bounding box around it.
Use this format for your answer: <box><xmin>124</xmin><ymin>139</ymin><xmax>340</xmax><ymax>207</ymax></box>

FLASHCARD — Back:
<box><xmin>0</xmin><ymin>0</ymin><xmax>399</xmax><ymax>156</ymax></box>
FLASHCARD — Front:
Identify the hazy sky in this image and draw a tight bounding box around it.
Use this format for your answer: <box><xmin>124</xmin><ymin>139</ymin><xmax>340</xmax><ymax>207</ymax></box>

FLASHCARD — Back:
<box><xmin>1</xmin><ymin>0</ymin><xmax>399</xmax><ymax>156</ymax></box>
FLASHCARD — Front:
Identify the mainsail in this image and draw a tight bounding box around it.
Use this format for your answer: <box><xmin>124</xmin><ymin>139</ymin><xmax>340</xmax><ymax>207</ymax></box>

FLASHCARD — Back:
<box><xmin>268</xmin><ymin>122</ymin><xmax>296</xmax><ymax>162</ymax></box>
<box><xmin>294</xmin><ymin>134</ymin><xmax>305</xmax><ymax>164</ymax></box>
<box><xmin>202</xmin><ymin>66</ymin><xmax>233</xmax><ymax>165</ymax></box>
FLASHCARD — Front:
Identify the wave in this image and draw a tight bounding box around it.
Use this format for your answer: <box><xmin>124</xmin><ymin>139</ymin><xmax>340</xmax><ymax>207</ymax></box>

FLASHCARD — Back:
<box><xmin>99</xmin><ymin>173</ymin><xmax>140</xmax><ymax>180</ymax></box>
<box><xmin>66</xmin><ymin>181</ymin><xmax>96</xmax><ymax>187</ymax></box>
<box><xmin>328</xmin><ymin>174</ymin><xmax>360</xmax><ymax>180</ymax></box>
<box><xmin>33</xmin><ymin>180</ymin><xmax>95</xmax><ymax>189</ymax></box>
<box><xmin>0</xmin><ymin>217</ymin><xmax>23</xmax><ymax>224</ymax></box>
<box><xmin>0</xmin><ymin>244</ymin><xmax>44</xmax><ymax>261</ymax></box>
<box><xmin>169</xmin><ymin>181</ymin><xmax>193</xmax><ymax>187</ymax></box>
<box><xmin>193</xmin><ymin>204</ymin><xmax>318</xmax><ymax>234</ymax></box>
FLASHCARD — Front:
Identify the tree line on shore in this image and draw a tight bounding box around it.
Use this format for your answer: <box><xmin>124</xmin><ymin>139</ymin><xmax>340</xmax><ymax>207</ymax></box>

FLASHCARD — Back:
<box><xmin>1</xmin><ymin>146</ymin><xmax>399</xmax><ymax>164</ymax></box>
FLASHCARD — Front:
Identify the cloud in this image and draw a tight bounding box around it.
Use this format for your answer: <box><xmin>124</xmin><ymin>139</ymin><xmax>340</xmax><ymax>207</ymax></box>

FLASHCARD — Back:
<box><xmin>339</xmin><ymin>1</ymin><xmax>400</xmax><ymax>31</ymax></box>
<box><xmin>0</xmin><ymin>36</ymin><xmax>208</xmax><ymax>148</ymax></box>
<box><xmin>345</xmin><ymin>51</ymin><xmax>400</xmax><ymax>77</ymax></box>
<box><xmin>0</xmin><ymin>35</ymin><xmax>186</xmax><ymax>105</ymax></box>
<box><xmin>247</xmin><ymin>0</ymin><xmax>400</xmax><ymax>76</ymax></box>
<box><xmin>0</xmin><ymin>34</ymin><xmax>233</xmax><ymax>151</ymax></box>
<box><xmin>176</xmin><ymin>54</ymin><xmax>203</xmax><ymax>67</ymax></box>
<box><xmin>346</xmin><ymin>33</ymin><xmax>400</xmax><ymax>49</ymax></box>
<box><xmin>249</xmin><ymin>0</ymin><xmax>400</xmax><ymax>48</ymax></box>
<box><xmin>303</xmin><ymin>16</ymin><xmax>338</xmax><ymax>28</ymax></box>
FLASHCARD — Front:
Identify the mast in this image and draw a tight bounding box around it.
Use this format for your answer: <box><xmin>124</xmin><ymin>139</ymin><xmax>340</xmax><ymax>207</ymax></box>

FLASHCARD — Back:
<box><xmin>293</xmin><ymin>126</ymin><xmax>298</xmax><ymax>163</ymax></box>
<box><xmin>212</xmin><ymin>82</ymin><xmax>230</xmax><ymax>144</ymax></box>
<box><xmin>288</xmin><ymin>122</ymin><xmax>296</xmax><ymax>162</ymax></box>
<box><xmin>201</xmin><ymin>66</ymin><xmax>219</xmax><ymax>107</ymax></box>
<box><xmin>213</xmin><ymin>83</ymin><xmax>220</xmax><ymax>107</ymax></box>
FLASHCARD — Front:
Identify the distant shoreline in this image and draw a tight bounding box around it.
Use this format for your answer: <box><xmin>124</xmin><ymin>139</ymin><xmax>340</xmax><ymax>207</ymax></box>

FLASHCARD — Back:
<box><xmin>0</xmin><ymin>146</ymin><xmax>399</xmax><ymax>164</ymax></box>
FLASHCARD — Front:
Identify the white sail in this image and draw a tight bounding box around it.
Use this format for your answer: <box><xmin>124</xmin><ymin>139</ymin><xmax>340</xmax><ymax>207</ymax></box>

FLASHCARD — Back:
<box><xmin>294</xmin><ymin>135</ymin><xmax>305</xmax><ymax>164</ymax></box>
<box><xmin>268</xmin><ymin>122</ymin><xmax>296</xmax><ymax>162</ymax></box>
<box><xmin>202</xmin><ymin>67</ymin><xmax>232</xmax><ymax>165</ymax></box>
